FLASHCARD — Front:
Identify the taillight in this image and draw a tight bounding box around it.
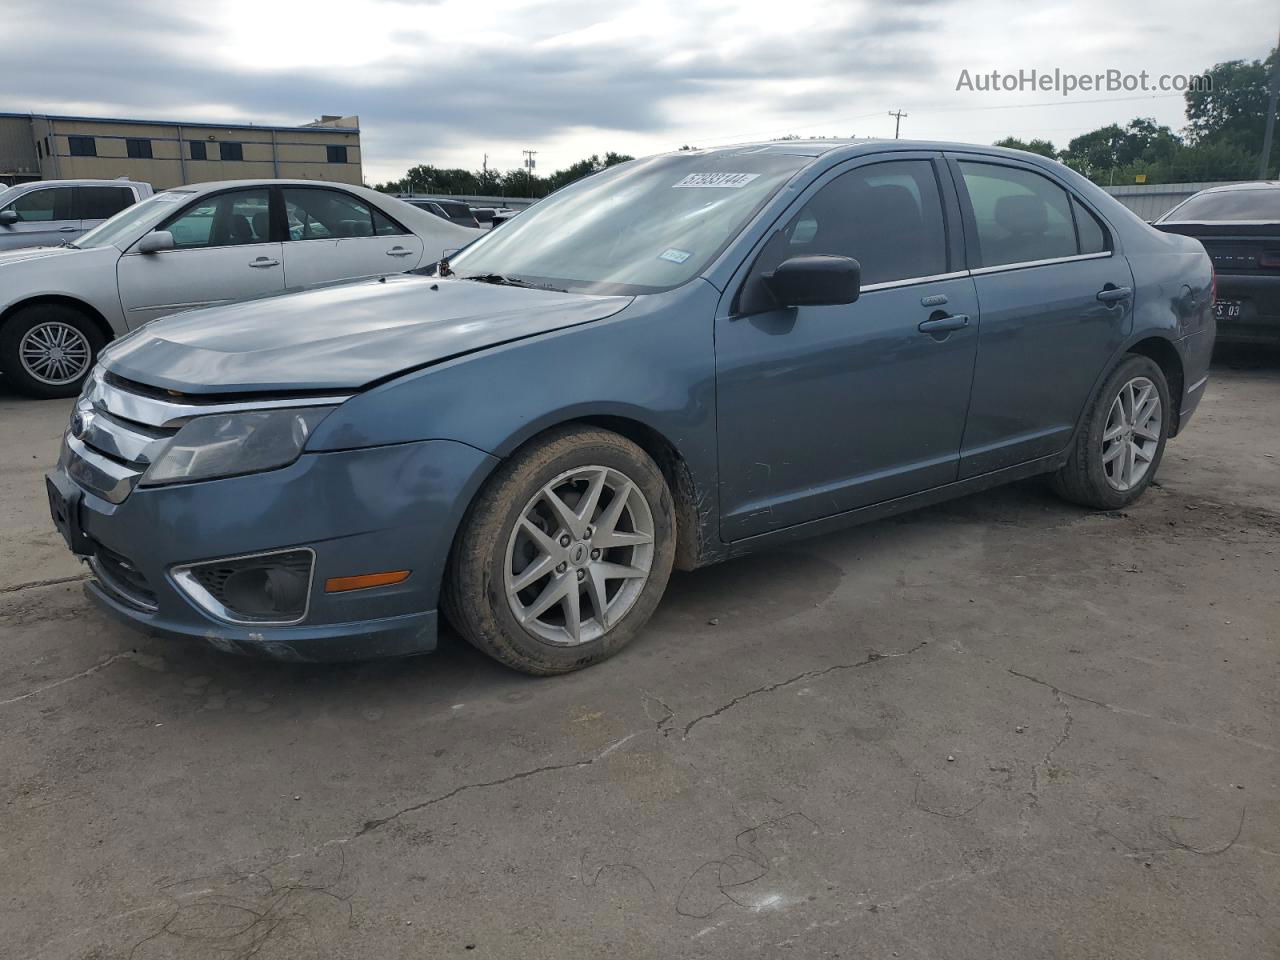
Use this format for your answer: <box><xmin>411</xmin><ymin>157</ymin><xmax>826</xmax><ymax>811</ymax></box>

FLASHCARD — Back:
<box><xmin>1258</xmin><ymin>251</ymin><xmax>1280</xmax><ymax>269</ymax></box>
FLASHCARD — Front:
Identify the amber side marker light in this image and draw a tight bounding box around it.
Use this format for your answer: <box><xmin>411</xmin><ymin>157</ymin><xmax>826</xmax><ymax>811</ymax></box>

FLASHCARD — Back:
<box><xmin>325</xmin><ymin>570</ymin><xmax>412</xmax><ymax>593</ymax></box>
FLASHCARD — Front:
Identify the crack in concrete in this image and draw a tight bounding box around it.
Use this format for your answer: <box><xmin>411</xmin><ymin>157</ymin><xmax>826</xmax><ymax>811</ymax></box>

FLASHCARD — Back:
<box><xmin>0</xmin><ymin>573</ymin><xmax>90</xmax><ymax>595</ymax></box>
<box><xmin>682</xmin><ymin>642</ymin><xmax>928</xmax><ymax>739</ymax></box>
<box><xmin>0</xmin><ymin>651</ymin><xmax>139</xmax><ymax>707</ymax></box>
<box><xmin>1007</xmin><ymin>668</ymin><xmax>1277</xmax><ymax>756</ymax></box>
<box><xmin>354</xmin><ymin>731</ymin><xmax>641</xmax><ymax>838</ymax></box>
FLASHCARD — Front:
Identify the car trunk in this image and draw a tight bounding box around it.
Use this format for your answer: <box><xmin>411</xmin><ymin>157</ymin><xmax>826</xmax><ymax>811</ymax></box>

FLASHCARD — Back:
<box><xmin>1155</xmin><ymin>221</ymin><xmax>1280</xmax><ymax>333</ymax></box>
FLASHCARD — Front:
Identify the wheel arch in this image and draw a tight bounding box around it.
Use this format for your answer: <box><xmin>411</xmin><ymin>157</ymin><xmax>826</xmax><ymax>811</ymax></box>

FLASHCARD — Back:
<box><xmin>1</xmin><ymin>295</ymin><xmax>115</xmax><ymax>345</ymax></box>
<box><xmin>1125</xmin><ymin>336</ymin><xmax>1185</xmax><ymax>436</ymax></box>
<box><xmin>485</xmin><ymin>413</ymin><xmax>711</xmax><ymax>572</ymax></box>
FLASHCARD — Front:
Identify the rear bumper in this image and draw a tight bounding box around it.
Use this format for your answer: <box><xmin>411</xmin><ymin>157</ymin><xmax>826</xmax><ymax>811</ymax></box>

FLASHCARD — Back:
<box><xmin>1215</xmin><ymin>274</ymin><xmax>1280</xmax><ymax>344</ymax></box>
<box><xmin>50</xmin><ymin>438</ymin><xmax>497</xmax><ymax>662</ymax></box>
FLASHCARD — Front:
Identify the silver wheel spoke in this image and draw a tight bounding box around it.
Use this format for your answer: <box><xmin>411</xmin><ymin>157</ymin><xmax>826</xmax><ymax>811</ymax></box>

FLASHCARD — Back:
<box><xmin>585</xmin><ymin>566</ymin><xmax>611</xmax><ymax>628</ymax></box>
<box><xmin>542</xmin><ymin>487</ymin><xmax>582</xmax><ymax>538</ymax></box>
<box><xmin>1102</xmin><ymin>442</ymin><xmax>1124</xmax><ymax>464</ymax></box>
<box><xmin>504</xmin><ymin>464</ymin><xmax>656</xmax><ymax>648</ymax></box>
<box><xmin>509</xmin><ymin>553</ymin><xmax>555</xmax><ymax>595</ymax></box>
<box><xmin>594</xmin><ymin>561</ymin><xmax>648</xmax><ymax>581</ymax></box>
<box><xmin>561</xmin><ymin>586</ymin><xmax>582</xmax><ymax>643</ymax></box>
<box><xmin>521</xmin><ymin>574</ymin><xmax>571</xmax><ymax>623</ymax></box>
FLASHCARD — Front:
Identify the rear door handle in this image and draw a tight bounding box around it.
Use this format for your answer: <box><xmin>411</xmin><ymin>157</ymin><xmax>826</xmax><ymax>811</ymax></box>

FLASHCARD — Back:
<box><xmin>918</xmin><ymin>314</ymin><xmax>969</xmax><ymax>334</ymax></box>
<box><xmin>249</xmin><ymin>257</ymin><xmax>280</xmax><ymax>268</ymax></box>
<box><xmin>386</xmin><ymin>246</ymin><xmax>414</xmax><ymax>257</ymax></box>
<box><xmin>1097</xmin><ymin>286</ymin><xmax>1132</xmax><ymax>303</ymax></box>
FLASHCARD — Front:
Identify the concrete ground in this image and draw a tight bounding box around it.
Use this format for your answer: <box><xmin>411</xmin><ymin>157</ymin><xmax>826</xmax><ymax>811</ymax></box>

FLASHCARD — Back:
<box><xmin>2</xmin><ymin>355</ymin><xmax>1277</xmax><ymax>960</ymax></box>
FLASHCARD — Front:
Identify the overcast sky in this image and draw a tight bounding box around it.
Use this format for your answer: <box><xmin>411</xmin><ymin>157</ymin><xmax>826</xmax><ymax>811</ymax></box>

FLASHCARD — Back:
<box><xmin>2</xmin><ymin>0</ymin><xmax>1272</xmax><ymax>184</ymax></box>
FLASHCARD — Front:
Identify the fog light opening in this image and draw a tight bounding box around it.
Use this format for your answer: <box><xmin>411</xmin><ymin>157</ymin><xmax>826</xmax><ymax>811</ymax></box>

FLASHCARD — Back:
<box><xmin>172</xmin><ymin>548</ymin><xmax>315</xmax><ymax>625</ymax></box>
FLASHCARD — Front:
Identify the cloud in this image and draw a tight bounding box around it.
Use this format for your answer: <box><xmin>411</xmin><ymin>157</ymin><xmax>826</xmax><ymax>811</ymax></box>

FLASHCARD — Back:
<box><xmin>0</xmin><ymin>0</ymin><xmax>1269</xmax><ymax>181</ymax></box>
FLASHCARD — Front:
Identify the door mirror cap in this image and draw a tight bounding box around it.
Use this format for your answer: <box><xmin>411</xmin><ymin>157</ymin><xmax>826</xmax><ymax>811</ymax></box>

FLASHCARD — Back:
<box><xmin>137</xmin><ymin>230</ymin><xmax>175</xmax><ymax>254</ymax></box>
<box><xmin>764</xmin><ymin>255</ymin><xmax>861</xmax><ymax>308</ymax></box>
<box><xmin>0</xmin><ymin>210</ymin><xmax>18</xmax><ymax>226</ymax></box>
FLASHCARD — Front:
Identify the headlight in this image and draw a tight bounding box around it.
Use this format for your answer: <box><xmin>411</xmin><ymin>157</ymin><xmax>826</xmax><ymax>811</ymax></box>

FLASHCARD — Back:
<box><xmin>140</xmin><ymin>407</ymin><xmax>334</xmax><ymax>486</ymax></box>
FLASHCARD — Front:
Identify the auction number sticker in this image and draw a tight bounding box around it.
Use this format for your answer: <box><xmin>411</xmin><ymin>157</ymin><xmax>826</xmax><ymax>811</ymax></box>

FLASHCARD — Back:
<box><xmin>672</xmin><ymin>172</ymin><xmax>761</xmax><ymax>188</ymax></box>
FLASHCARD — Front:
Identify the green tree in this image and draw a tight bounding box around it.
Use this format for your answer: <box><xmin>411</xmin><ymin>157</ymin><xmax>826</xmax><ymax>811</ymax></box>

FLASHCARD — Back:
<box><xmin>993</xmin><ymin>136</ymin><xmax>1058</xmax><ymax>158</ymax></box>
<box><xmin>1185</xmin><ymin>47</ymin><xmax>1278</xmax><ymax>161</ymax></box>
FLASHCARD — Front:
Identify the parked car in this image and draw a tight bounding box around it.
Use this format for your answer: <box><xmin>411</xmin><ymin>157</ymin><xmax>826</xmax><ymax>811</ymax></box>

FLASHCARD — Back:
<box><xmin>0</xmin><ymin>179</ymin><xmax>483</xmax><ymax>397</ymax></box>
<box><xmin>47</xmin><ymin>140</ymin><xmax>1214</xmax><ymax>674</ymax></box>
<box><xmin>0</xmin><ymin>178</ymin><xmax>151</xmax><ymax>251</ymax></box>
<box><xmin>1154</xmin><ymin>181</ymin><xmax>1279</xmax><ymax>345</ymax></box>
<box><xmin>402</xmin><ymin>197</ymin><xmax>482</xmax><ymax>229</ymax></box>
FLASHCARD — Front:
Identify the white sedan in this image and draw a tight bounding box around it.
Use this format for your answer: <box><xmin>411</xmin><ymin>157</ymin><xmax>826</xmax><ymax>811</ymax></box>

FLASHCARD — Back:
<box><xmin>0</xmin><ymin>180</ymin><xmax>484</xmax><ymax>397</ymax></box>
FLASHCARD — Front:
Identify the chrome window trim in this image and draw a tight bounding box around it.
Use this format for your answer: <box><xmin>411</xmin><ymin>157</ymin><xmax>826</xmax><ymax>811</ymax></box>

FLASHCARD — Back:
<box><xmin>859</xmin><ymin>270</ymin><xmax>971</xmax><ymax>293</ymax></box>
<box><xmin>968</xmin><ymin>251</ymin><xmax>1112</xmax><ymax>277</ymax></box>
<box><xmin>170</xmin><ymin>547</ymin><xmax>317</xmax><ymax>627</ymax></box>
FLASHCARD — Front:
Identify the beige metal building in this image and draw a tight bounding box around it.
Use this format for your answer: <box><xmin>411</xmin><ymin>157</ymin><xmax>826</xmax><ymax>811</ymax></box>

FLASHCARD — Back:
<box><xmin>0</xmin><ymin>113</ymin><xmax>361</xmax><ymax>189</ymax></box>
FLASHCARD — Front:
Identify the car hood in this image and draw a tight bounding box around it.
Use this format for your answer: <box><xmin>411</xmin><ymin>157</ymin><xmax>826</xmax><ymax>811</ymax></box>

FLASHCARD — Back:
<box><xmin>101</xmin><ymin>274</ymin><xmax>632</xmax><ymax>394</ymax></box>
<box><xmin>0</xmin><ymin>244</ymin><xmax>85</xmax><ymax>266</ymax></box>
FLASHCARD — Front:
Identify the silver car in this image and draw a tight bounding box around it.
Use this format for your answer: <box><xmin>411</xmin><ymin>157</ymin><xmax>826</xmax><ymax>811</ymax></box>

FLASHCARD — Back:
<box><xmin>0</xmin><ymin>179</ymin><xmax>484</xmax><ymax>397</ymax></box>
<box><xmin>0</xmin><ymin>179</ymin><xmax>153</xmax><ymax>251</ymax></box>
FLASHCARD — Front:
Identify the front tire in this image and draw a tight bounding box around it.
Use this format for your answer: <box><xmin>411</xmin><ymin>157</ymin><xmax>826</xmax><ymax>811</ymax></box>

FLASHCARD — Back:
<box><xmin>1051</xmin><ymin>354</ymin><xmax>1170</xmax><ymax>509</ymax></box>
<box><xmin>444</xmin><ymin>426</ymin><xmax>676</xmax><ymax>675</ymax></box>
<box><xmin>0</xmin><ymin>304</ymin><xmax>104</xmax><ymax>399</ymax></box>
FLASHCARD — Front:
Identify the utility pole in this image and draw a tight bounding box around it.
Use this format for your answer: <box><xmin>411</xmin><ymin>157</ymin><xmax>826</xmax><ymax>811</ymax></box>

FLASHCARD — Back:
<box><xmin>888</xmin><ymin>110</ymin><xmax>908</xmax><ymax>139</ymax></box>
<box><xmin>1260</xmin><ymin>27</ymin><xmax>1280</xmax><ymax>179</ymax></box>
<box><xmin>522</xmin><ymin>149</ymin><xmax>537</xmax><ymax>196</ymax></box>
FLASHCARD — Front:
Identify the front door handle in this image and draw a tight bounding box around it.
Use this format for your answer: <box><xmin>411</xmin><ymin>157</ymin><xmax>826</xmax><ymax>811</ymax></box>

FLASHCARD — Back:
<box><xmin>1097</xmin><ymin>286</ymin><xmax>1132</xmax><ymax>303</ymax></box>
<box><xmin>249</xmin><ymin>257</ymin><xmax>280</xmax><ymax>268</ymax></box>
<box><xmin>386</xmin><ymin>246</ymin><xmax>414</xmax><ymax>257</ymax></box>
<box><xmin>59</xmin><ymin>226</ymin><xmax>79</xmax><ymax>232</ymax></box>
<box><xmin>918</xmin><ymin>314</ymin><xmax>969</xmax><ymax>334</ymax></box>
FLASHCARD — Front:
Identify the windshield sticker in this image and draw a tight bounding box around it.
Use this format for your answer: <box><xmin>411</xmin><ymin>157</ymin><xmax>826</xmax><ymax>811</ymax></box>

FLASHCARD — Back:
<box><xmin>659</xmin><ymin>248</ymin><xmax>692</xmax><ymax>264</ymax></box>
<box><xmin>672</xmin><ymin>172</ymin><xmax>761</xmax><ymax>189</ymax></box>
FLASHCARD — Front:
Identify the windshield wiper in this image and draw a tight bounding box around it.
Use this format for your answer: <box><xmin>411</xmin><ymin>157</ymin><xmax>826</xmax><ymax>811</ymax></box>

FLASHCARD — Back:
<box><xmin>459</xmin><ymin>273</ymin><xmax>566</xmax><ymax>293</ymax></box>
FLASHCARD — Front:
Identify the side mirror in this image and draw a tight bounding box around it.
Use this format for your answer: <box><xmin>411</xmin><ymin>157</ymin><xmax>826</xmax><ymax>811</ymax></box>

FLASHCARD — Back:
<box><xmin>764</xmin><ymin>255</ymin><xmax>861</xmax><ymax>308</ymax></box>
<box><xmin>137</xmin><ymin>230</ymin><xmax>175</xmax><ymax>254</ymax></box>
<box><xmin>0</xmin><ymin>210</ymin><xmax>18</xmax><ymax>226</ymax></box>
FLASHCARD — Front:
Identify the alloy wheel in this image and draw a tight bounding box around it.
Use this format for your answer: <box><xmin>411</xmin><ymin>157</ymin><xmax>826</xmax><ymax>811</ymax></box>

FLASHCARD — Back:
<box><xmin>19</xmin><ymin>322</ymin><xmax>92</xmax><ymax>386</ymax></box>
<box><xmin>1102</xmin><ymin>375</ymin><xmax>1162</xmax><ymax>492</ymax></box>
<box><xmin>504</xmin><ymin>465</ymin><xmax>655</xmax><ymax>646</ymax></box>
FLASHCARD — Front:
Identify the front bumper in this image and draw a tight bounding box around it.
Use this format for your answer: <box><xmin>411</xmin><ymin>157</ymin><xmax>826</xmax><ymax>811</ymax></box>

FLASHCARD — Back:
<box><xmin>48</xmin><ymin>438</ymin><xmax>497</xmax><ymax>661</ymax></box>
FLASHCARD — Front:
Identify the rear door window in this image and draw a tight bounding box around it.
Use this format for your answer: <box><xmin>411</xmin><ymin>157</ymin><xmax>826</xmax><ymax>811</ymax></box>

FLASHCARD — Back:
<box><xmin>957</xmin><ymin>162</ymin><xmax>1078</xmax><ymax>267</ymax></box>
<box><xmin>284</xmin><ymin>188</ymin><xmax>380</xmax><ymax>240</ymax></box>
<box><xmin>78</xmin><ymin>186</ymin><xmax>136</xmax><ymax>221</ymax></box>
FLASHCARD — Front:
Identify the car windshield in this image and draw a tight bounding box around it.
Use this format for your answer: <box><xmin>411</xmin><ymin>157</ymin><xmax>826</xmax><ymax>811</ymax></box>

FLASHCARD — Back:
<box><xmin>1160</xmin><ymin>189</ymin><xmax>1280</xmax><ymax>223</ymax></box>
<box><xmin>447</xmin><ymin>152</ymin><xmax>810</xmax><ymax>294</ymax></box>
<box><xmin>76</xmin><ymin>191</ymin><xmax>195</xmax><ymax>248</ymax></box>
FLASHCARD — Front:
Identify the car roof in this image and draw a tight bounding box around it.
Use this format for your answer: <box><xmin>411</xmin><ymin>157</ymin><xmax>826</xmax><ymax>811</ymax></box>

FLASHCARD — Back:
<box><xmin>5</xmin><ymin>178</ymin><xmax>147</xmax><ymax>188</ymax></box>
<box><xmin>1192</xmin><ymin>181</ymin><xmax>1280</xmax><ymax>195</ymax></box>
<box><xmin>663</xmin><ymin>138</ymin><xmax>1072</xmax><ymax>166</ymax></box>
<box><xmin>166</xmin><ymin>179</ymin><xmax>379</xmax><ymax>193</ymax></box>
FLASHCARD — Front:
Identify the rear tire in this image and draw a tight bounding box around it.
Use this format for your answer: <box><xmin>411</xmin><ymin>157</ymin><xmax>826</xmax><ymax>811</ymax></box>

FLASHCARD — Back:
<box><xmin>444</xmin><ymin>425</ymin><xmax>676</xmax><ymax>676</ymax></box>
<box><xmin>1051</xmin><ymin>354</ymin><xmax>1170</xmax><ymax>510</ymax></box>
<box><xmin>0</xmin><ymin>304</ymin><xmax>105</xmax><ymax>399</ymax></box>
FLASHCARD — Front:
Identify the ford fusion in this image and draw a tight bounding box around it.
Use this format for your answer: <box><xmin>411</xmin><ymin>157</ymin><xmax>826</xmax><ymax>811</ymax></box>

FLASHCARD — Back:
<box><xmin>47</xmin><ymin>140</ymin><xmax>1215</xmax><ymax>674</ymax></box>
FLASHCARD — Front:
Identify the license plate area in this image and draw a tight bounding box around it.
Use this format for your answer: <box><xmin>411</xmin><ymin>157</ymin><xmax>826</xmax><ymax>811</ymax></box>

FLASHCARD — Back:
<box><xmin>46</xmin><ymin>473</ymin><xmax>93</xmax><ymax>556</ymax></box>
<box><xmin>1213</xmin><ymin>299</ymin><xmax>1242</xmax><ymax>321</ymax></box>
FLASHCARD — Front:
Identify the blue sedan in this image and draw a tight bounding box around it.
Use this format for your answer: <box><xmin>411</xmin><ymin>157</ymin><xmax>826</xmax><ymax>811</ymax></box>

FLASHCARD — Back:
<box><xmin>47</xmin><ymin>139</ymin><xmax>1215</xmax><ymax>674</ymax></box>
